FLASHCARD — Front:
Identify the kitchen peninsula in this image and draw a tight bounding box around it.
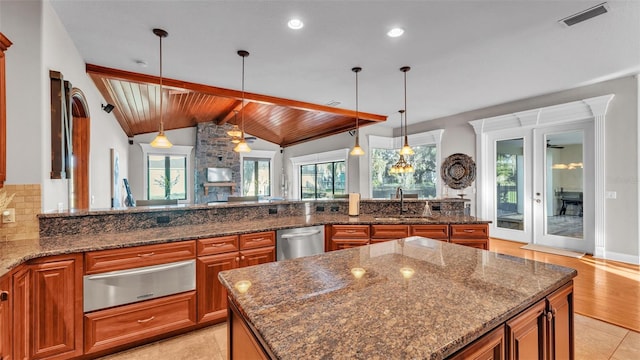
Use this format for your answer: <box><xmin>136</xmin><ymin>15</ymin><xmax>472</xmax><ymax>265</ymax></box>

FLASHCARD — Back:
<box><xmin>220</xmin><ymin>237</ymin><xmax>577</xmax><ymax>359</ymax></box>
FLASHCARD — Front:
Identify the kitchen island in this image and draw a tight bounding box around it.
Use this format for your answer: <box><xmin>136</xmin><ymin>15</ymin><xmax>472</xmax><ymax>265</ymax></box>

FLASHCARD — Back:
<box><xmin>219</xmin><ymin>237</ymin><xmax>577</xmax><ymax>359</ymax></box>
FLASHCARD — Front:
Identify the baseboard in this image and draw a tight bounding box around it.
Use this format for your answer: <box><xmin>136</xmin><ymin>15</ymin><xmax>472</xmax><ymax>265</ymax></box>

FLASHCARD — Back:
<box><xmin>598</xmin><ymin>250</ymin><xmax>640</xmax><ymax>265</ymax></box>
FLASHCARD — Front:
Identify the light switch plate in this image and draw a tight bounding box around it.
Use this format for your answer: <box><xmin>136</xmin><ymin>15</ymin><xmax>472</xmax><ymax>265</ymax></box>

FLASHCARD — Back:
<box><xmin>606</xmin><ymin>191</ymin><xmax>617</xmax><ymax>199</ymax></box>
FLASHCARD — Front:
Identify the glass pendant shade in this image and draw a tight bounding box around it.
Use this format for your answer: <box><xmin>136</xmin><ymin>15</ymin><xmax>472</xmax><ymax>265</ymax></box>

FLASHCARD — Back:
<box><xmin>400</xmin><ymin>141</ymin><xmax>415</xmax><ymax>156</ymax></box>
<box><xmin>150</xmin><ymin>131</ymin><xmax>172</xmax><ymax>148</ymax></box>
<box><xmin>234</xmin><ymin>139</ymin><xmax>251</xmax><ymax>153</ymax></box>
<box><xmin>151</xmin><ymin>28</ymin><xmax>172</xmax><ymax>149</ymax></box>
<box><xmin>350</xmin><ymin>136</ymin><xmax>365</xmax><ymax>156</ymax></box>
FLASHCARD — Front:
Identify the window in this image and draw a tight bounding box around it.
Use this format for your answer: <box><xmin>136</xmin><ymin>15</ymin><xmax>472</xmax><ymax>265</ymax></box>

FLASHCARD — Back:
<box><xmin>140</xmin><ymin>144</ymin><xmax>193</xmax><ymax>204</ymax></box>
<box><xmin>290</xmin><ymin>149</ymin><xmax>349</xmax><ymax>200</ymax></box>
<box><xmin>300</xmin><ymin>161</ymin><xmax>346</xmax><ymax>199</ymax></box>
<box><xmin>369</xmin><ymin>130</ymin><xmax>443</xmax><ymax>199</ymax></box>
<box><xmin>147</xmin><ymin>154</ymin><xmax>187</xmax><ymax>200</ymax></box>
<box><xmin>243</xmin><ymin>158</ymin><xmax>271</xmax><ymax>196</ymax></box>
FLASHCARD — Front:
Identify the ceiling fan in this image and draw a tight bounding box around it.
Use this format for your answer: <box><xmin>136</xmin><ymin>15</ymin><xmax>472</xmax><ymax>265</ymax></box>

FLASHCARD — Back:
<box><xmin>546</xmin><ymin>140</ymin><xmax>564</xmax><ymax>149</ymax></box>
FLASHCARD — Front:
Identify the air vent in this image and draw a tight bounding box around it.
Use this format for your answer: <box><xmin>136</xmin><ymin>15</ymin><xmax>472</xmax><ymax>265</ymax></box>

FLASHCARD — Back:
<box><xmin>559</xmin><ymin>2</ymin><xmax>609</xmax><ymax>27</ymax></box>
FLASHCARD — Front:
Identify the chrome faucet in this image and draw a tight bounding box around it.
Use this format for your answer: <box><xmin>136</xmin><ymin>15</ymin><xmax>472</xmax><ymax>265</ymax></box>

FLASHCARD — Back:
<box><xmin>396</xmin><ymin>187</ymin><xmax>407</xmax><ymax>215</ymax></box>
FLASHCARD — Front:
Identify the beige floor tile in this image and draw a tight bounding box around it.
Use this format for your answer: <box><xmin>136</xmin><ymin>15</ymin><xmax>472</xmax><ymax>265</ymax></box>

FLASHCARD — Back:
<box><xmin>611</xmin><ymin>331</ymin><xmax>640</xmax><ymax>360</ymax></box>
<box><xmin>575</xmin><ymin>319</ymin><xmax>625</xmax><ymax>360</ymax></box>
<box><xmin>575</xmin><ymin>313</ymin><xmax>630</xmax><ymax>338</ymax></box>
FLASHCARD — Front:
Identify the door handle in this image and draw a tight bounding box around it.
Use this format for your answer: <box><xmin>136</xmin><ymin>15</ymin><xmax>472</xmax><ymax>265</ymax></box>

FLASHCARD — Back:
<box><xmin>535</xmin><ymin>199</ymin><xmax>542</xmax><ymax>203</ymax></box>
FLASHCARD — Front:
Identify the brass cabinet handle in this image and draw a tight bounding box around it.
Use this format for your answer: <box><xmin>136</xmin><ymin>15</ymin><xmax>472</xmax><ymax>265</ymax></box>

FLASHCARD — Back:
<box><xmin>137</xmin><ymin>252</ymin><xmax>155</xmax><ymax>257</ymax></box>
<box><xmin>235</xmin><ymin>257</ymin><xmax>240</xmax><ymax>262</ymax></box>
<box><xmin>210</xmin><ymin>243</ymin><xmax>227</xmax><ymax>247</ymax></box>
<box><xmin>137</xmin><ymin>316</ymin><xmax>155</xmax><ymax>324</ymax></box>
<box><xmin>346</xmin><ymin>230</ymin><xmax>356</xmax><ymax>233</ymax></box>
<box><xmin>546</xmin><ymin>311</ymin><xmax>554</xmax><ymax>321</ymax></box>
<box><xmin>463</xmin><ymin>229</ymin><xmax>475</xmax><ymax>233</ymax></box>
<box><xmin>241</xmin><ymin>256</ymin><xmax>246</xmax><ymax>260</ymax></box>
<box><xmin>250</xmin><ymin>237</ymin><xmax>264</xmax><ymax>242</ymax></box>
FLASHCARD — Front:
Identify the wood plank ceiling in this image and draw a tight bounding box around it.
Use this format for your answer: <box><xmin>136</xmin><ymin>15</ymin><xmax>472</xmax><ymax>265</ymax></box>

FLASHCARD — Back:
<box><xmin>87</xmin><ymin>64</ymin><xmax>387</xmax><ymax>147</ymax></box>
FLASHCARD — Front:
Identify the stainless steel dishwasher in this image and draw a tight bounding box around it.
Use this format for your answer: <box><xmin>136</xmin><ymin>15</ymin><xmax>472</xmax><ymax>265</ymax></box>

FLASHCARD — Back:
<box><xmin>276</xmin><ymin>225</ymin><xmax>325</xmax><ymax>261</ymax></box>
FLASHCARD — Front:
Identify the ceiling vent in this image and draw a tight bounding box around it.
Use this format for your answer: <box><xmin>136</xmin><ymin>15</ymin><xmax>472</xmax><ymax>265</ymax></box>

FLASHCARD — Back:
<box><xmin>559</xmin><ymin>2</ymin><xmax>609</xmax><ymax>27</ymax></box>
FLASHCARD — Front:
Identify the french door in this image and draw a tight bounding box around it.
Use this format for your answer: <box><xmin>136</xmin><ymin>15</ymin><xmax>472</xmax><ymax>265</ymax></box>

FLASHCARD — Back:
<box><xmin>488</xmin><ymin>122</ymin><xmax>594</xmax><ymax>253</ymax></box>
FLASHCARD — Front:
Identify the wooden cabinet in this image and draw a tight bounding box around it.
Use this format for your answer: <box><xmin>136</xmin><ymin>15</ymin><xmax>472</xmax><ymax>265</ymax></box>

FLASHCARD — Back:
<box><xmin>409</xmin><ymin>224</ymin><xmax>449</xmax><ymax>241</ymax></box>
<box><xmin>197</xmin><ymin>232</ymin><xmax>275</xmax><ymax>325</ymax></box>
<box><xmin>370</xmin><ymin>224</ymin><xmax>409</xmax><ymax>243</ymax></box>
<box><xmin>506</xmin><ymin>282</ymin><xmax>573</xmax><ymax>360</ymax></box>
<box><xmin>84</xmin><ymin>291</ymin><xmax>197</xmax><ymax>355</ymax></box>
<box><xmin>0</xmin><ymin>273</ymin><xmax>11</xmax><ymax>360</ymax></box>
<box><xmin>328</xmin><ymin>225</ymin><xmax>370</xmax><ymax>251</ymax></box>
<box><xmin>450</xmin><ymin>325</ymin><xmax>505</xmax><ymax>360</ymax></box>
<box><xmin>11</xmin><ymin>254</ymin><xmax>83</xmax><ymax>360</ymax></box>
<box><xmin>450</xmin><ymin>224</ymin><xmax>489</xmax><ymax>250</ymax></box>
<box><xmin>228</xmin><ymin>297</ymin><xmax>269</xmax><ymax>360</ymax></box>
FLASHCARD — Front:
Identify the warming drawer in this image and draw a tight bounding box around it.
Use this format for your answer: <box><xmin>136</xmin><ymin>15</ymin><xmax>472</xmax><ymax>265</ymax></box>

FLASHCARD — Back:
<box><xmin>83</xmin><ymin>259</ymin><xmax>195</xmax><ymax>312</ymax></box>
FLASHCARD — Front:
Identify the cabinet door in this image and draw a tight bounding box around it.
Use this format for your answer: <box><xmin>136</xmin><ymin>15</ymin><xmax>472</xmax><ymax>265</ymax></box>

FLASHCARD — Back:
<box><xmin>0</xmin><ymin>274</ymin><xmax>11</xmax><ymax>360</ymax></box>
<box><xmin>197</xmin><ymin>252</ymin><xmax>238</xmax><ymax>324</ymax></box>
<box><xmin>30</xmin><ymin>254</ymin><xmax>83</xmax><ymax>359</ymax></box>
<box><xmin>12</xmin><ymin>266</ymin><xmax>30</xmax><ymax>360</ymax></box>
<box><xmin>240</xmin><ymin>247</ymin><xmax>275</xmax><ymax>267</ymax></box>
<box><xmin>506</xmin><ymin>300</ymin><xmax>546</xmax><ymax>360</ymax></box>
<box><xmin>450</xmin><ymin>325</ymin><xmax>505</xmax><ymax>360</ymax></box>
<box><xmin>547</xmin><ymin>282</ymin><xmax>573</xmax><ymax>360</ymax></box>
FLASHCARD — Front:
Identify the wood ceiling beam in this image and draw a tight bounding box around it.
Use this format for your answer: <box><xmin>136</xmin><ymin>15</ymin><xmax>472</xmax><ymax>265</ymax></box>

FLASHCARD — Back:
<box><xmin>216</xmin><ymin>100</ymin><xmax>243</xmax><ymax>125</ymax></box>
<box><xmin>86</xmin><ymin>64</ymin><xmax>387</xmax><ymax>123</ymax></box>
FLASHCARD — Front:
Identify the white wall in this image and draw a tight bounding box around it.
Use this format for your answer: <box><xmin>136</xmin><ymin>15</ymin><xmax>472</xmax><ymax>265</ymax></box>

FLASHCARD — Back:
<box><xmin>408</xmin><ymin>75</ymin><xmax>639</xmax><ymax>262</ymax></box>
<box><xmin>1</xmin><ymin>0</ymin><xmax>129</xmax><ymax>211</ymax></box>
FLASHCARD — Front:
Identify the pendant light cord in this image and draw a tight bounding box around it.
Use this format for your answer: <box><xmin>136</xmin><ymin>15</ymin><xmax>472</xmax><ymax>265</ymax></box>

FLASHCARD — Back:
<box><xmin>355</xmin><ymin>69</ymin><xmax>359</xmax><ymax>135</ymax></box>
<box><xmin>159</xmin><ymin>34</ymin><xmax>163</xmax><ymax>132</ymax></box>
<box><xmin>241</xmin><ymin>54</ymin><xmax>245</xmax><ymax>139</ymax></box>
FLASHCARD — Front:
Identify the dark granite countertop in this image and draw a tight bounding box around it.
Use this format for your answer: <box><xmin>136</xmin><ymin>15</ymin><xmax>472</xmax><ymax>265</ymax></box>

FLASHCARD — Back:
<box><xmin>0</xmin><ymin>214</ymin><xmax>489</xmax><ymax>277</ymax></box>
<box><xmin>219</xmin><ymin>237</ymin><xmax>577</xmax><ymax>360</ymax></box>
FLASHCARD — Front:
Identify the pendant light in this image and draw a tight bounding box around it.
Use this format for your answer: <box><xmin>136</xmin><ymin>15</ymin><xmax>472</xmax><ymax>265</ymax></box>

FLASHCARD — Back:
<box><xmin>390</xmin><ymin>110</ymin><xmax>414</xmax><ymax>174</ymax></box>
<box><xmin>150</xmin><ymin>28</ymin><xmax>173</xmax><ymax>149</ymax></box>
<box><xmin>399</xmin><ymin>66</ymin><xmax>414</xmax><ymax>156</ymax></box>
<box><xmin>350</xmin><ymin>67</ymin><xmax>365</xmax><ymax>156</ymax></box>
<box><xmin>234</xmin><ymin>50</ymin><xmax>251</xmax><ymax>153</ymax></box>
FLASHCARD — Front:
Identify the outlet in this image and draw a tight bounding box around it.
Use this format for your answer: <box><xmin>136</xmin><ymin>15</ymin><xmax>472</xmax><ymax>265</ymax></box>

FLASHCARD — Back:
<box><xmin>268</xmin><ymin>208</ymin><xmax>278</xmax><ymax>215</ymax></box>
<box><xmin>316</xmin><ymin>206</ymin><xmax>325</xmax><ymax>212</ymax></box>
<box><xmin>2</xmin><ymin>208</ymin><xmax>15</xmax><ymax>223</ymax></box>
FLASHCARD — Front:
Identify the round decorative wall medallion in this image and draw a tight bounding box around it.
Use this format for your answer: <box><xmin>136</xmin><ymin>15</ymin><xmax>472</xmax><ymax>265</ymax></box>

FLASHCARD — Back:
<box><xmin>441</xmin><ymin>153</ymin><xmax>476</xmax><ymax>189</ymax></box>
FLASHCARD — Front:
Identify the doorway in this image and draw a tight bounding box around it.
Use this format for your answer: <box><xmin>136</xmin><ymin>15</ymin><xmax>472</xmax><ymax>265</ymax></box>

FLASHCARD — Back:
<box><xmin>71</xmin><ymin>89</ymin><xmax>90</xmax><ymax>209</ymax></box>
<box><xmin>470</xmin><ymin>95</ymin><xmax>613</xmax><ymax>256</ymax></box>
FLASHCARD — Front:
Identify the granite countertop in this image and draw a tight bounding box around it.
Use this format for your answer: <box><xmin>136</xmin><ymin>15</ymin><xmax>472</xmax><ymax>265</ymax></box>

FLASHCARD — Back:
<box><xmin>219</xmin><ymin>237</ymin><xmax>577</xmax><ymax>360</ymax></box>
<box><xmin>0</xmin><ymin>214</ymin><xmax>489</xmax><ymax>277</ymax></box>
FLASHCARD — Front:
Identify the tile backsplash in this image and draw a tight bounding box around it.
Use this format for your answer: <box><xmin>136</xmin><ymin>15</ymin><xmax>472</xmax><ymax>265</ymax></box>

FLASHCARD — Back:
<box><xmin>0</xmin><ymin>184</ymin><xmax>41</xmax><ymax>241</ymax></box>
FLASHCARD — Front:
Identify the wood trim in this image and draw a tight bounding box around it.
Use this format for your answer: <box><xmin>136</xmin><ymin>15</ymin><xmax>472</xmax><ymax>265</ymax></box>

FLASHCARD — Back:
<box><xmin>71</xmin><ymin>88</ymin><xmax>91</xmax><ymax>209</ymax></box>
<box><xmin>0</xmin><ymin>33</ymin><xmax>12</xmax><ymax>187</ymax></box>
<box><xmin>86</xmin><ymin>64</ymin><xmax>387</xmax><ymax>123</ymax></box>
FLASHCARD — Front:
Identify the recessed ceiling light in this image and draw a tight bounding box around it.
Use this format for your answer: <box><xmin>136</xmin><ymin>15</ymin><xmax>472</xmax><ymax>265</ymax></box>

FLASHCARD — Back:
<box><xmin>387</xmin><ymin>27</ymin><xmax>405</xmax><ymax>38</ymax></box>
<box><xmin>287</xmin><ymin>18</ymin><xmax>304</xmax><ymax>30</ymax></box>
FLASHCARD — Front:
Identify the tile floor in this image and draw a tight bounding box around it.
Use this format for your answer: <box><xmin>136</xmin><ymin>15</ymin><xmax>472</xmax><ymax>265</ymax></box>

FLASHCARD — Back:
<box><xmin>98</xmin><ymin>314</ymin><xmax>639</xmax><ymax>359</ymax></box>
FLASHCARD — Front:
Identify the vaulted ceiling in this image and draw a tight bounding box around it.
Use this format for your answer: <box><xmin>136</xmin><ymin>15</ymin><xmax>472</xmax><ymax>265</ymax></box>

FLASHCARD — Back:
<box><xmin>87</xmin><ymin>64</ymin><xmax>386</xmax><ymax>147</ymax></box>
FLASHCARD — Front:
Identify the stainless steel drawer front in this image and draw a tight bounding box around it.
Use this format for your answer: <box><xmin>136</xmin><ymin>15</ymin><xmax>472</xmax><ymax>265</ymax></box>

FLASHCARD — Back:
<box><xmin>83</xmin><ymin>259</ymin><xmax>195</xmax><ymax>312</ymax></box>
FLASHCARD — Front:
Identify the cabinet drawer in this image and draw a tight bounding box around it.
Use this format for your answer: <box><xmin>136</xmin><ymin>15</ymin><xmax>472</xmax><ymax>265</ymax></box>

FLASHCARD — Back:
<box><xmin>451</xmin><ymin>239</ymin><xmax>488</xmax><ymax>250</ymax></box>
<box><xmin>84</xmin><ymin>291</ymin><xmax>197</xmax><ymax>354</ymax></box>
<box><xmin>198</xmin><ymin>235</ymin><xmax>239</xmax><ymax>256</ymax></box>
<box><xmin>410</xmin><ymin>224</ymin><xmax>449</xmax><ymax>240</ymax></box>
<box><xmin>330</xmin><ymin>239</ymin><xmax>369</xmax><ymax>251</ymax></box>
<box><xmin>240</xmin><ymin>231</ymin><xmax>275</xmax><ymax>250</ymax></box>
<box><xmin>331</xmin><ymin>225</ymin><xmax>370</xmax><ymax>239</ymax></box>
<box><xmin>371</xmin><ymin>225</ymin><xmax>409</xmax><ymax>239</ymax></box>
<box><xmin>85</xmin><ymin>241</ymin><xmax>196</xmax><ymax>274</ymax></box>
<box><xmin>450</xmin><ymin>224</ymin><xmax>489</xmax><ymax>239</ymax></box>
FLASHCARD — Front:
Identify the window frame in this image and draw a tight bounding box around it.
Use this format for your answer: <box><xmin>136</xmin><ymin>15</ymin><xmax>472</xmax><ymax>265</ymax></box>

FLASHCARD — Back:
<box><xmin>368</xmin><ymin>129</ymin><xmax>444</xmax><ymax>198</ymax></box>
<box><xmin>240</xmin><ymin>150</ymin><xmax>275</xmax><ymax>198</ymax></box>
<box><xmin>290</xmin><ymin>149</ymin><xmax>349</xmax><ymax>200</ymax></box>
<box><xmin>140</xmin><ymin>144</ymin><xmax>194</xmax><ymax>204</ymax></box>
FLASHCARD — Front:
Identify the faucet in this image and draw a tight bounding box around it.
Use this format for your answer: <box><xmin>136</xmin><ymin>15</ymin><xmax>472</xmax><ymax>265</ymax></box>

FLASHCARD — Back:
<box><xmin>396</xmin><ymin>187</ymin><xmax>407</xmax><ymax>215</ymax></box>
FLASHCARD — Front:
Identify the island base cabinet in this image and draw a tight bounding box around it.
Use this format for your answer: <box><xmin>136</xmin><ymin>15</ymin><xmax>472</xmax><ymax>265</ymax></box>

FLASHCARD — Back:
<box><xmin>228</xmin><ymin>298</ymin><xmax>269</xmax><ymax>360</ymax></box>
<box><xmin>449</xmin><ymin>325</ymin><xmax>505</xmax><ymax>360</ymax></box>
<box><xmin>197</xmin><ymin>252</ymin><xmax>238</xmax><ymax>324</ymax></box>
<box><xmin>84</xmin><ymin>291</ymin><xmax>197</xmax><ymax>355</ymax></box>
<box><xmin>506</xmin><ymin>282</ymin><xmax>573</xmax><ymax>360</ymax></box>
